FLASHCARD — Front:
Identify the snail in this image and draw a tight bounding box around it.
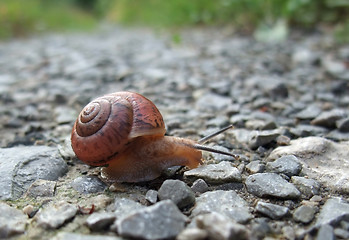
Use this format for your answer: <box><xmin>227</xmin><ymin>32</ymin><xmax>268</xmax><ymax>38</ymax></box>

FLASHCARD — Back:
<box><xmin>71</xmin><ymin>91</ymin><xmax>238</xmax><ymax>182</ymax></box>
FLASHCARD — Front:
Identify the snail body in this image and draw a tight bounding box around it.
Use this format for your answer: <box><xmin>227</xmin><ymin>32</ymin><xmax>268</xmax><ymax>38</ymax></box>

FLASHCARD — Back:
<box><xmin>71</xmin><ymin>91</ymin><xmax>237</xmax><ymax>182</ymax></box>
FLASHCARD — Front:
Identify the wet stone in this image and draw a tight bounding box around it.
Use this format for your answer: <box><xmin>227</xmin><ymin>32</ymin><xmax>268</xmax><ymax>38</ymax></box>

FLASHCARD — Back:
<box><xmin>249</xmin><ymin>129</ymin><xmax>280</xmax><ymax>150</ymax></box>
<box><xmin>196</xmin><ymin>212</ymin><xmax>250</xmax><ymax>240</ymax></box>
<box><xmin>36</xmin><ymin>202</ymin><xmax>78</xmax><ymax>229</ymax></box>
<box><xmin>191</xmin><ymin>190</ymin><xmax>252</xmax><ymax>224</ymax></box>
<box><xmin>145</xmin><ymin>189</ymin><xmax>158</xmax><ymax>204</ymax></box>
<box><xmin>116</xmin><ymin>200</ymin><xmax>188</xmax><ymax>240</ymax></box>
<box><xmin>246</xmin><ymin>161</ymin><xmax>265</xmax><ymax>174</ymax></box>
<box><xmin>0</xmin><ymin>146</ymin><xmax>68</xmax><ymax>200</ymax></box>
<box><xmin>184</xmin><ymin>161</ymin><xmax>242</xmax><ymax>184</ymax></box>
<box><xmin>255</xmin><ymin>201</ymin><xmax>289</xmax><ymax>220</ymax></box>
<box><xmin>191</xmin><ymin>178</ymin><xmax>209</xmax><ymax>193</ymax></box>
<box><xmin>293</xmin><ymin>205</ymin><xmax>316</xmax><ymax>224</ymax></box>
<box><xmin>315</xmin><ymin>198</ymin><xmax>349</xmax><ymax>227</ymax></box>
<box><xmin>0</xmin><ymin>202</ymin><xmax>28</xmax><ymax>239</ymax></box>
<box><xmin>158</xmin><ymin>179</ymin><xmax>195</xmax><ymax>209</ymax></box>
<box><xmin>266</xmin><ymin>155</ymin><xmax>302</xmax><ymax>177</ymax></box>
<box><xmin>311</xmin><ymin>109</ymin><xmax>347</xmax><ymax>128</ymax></box>
<box><xmin>245</xmin><ymin>173</ymin><xmax>301</xmax><ymax>199</ymax></box>
<box><xmin>71</xmin><ymin>176</ymin><xmax>107</xmax><ymax>194</ymax></box>
<box><xmin>85</xmin><ymin>212</ymin><xmax>116</xmax><ymax>231</ymax></box>
<box><xmin>25</xmin><ymin>179</ymin><xmax>56</xmax><ymax>197</ymax></box>
<box><xmin>291</xmin><ymin>176</ymin><xmax>320</xmax><ymax>199</ymax></box>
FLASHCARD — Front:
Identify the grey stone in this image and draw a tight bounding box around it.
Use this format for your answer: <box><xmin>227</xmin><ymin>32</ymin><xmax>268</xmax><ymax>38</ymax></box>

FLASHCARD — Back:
<box><xmin>36</xmin><ymin>202</ymin><xmax>78</xmax><ymax>229</ymax></box>
<box><xmin>25</xmin><ymin>179</ymin><xmax>56</xmax><ymax>197</ymax></box>
<box><xmin>246</xmin><ymin>160</ymin><xmax>265</xmax><ymax>174</ymax></box>
<box><xmin>158</xmin><ymin>179</ymin><xmax>195</xmax><ymax>209</ymax></box>
<box><xmin>191</xmin><ymin>190</ymin><xmax>252</xmax><ymax>224</ymax></box>
<box><xmin>191</xmin><ymin>178</ymin><xmax>209</xmax><ymax>193</ymax></box>
<box><xmin>0</xmin><ymin>202</ymin><xmax>28</xmax><ymax>238</ymax></box>
<box><xmin>210</xmin><ymin>145</ymin><xmax>236</xmax><ymax>162</ymax></box>
<box><xmin>291</xmin><ymin>176</ymin><xmax>320</xmax><ymax>198</ymax></box>
<box><xmin>111</xmin><ymin>197</ymin><xmax>145</xmax><ymax>219</ymax></box>
<box><xmin>295</xmin><ymin>104</ymin><xmax>322</xmax><ymax>120</ymax></box>
<box><xmin>116</xmin><ymin>200</ymin><xmax>188</xmax><ymax>240</ymax></box>
<box><xmin>177</xmin><ymin>228</ymin><xmax>208</xmax><ymax>240</ymax></box>
<box><xmin>266</xmin><ymin>155</ymin><xmax>302</xmax><ymax>177</ymax></box>
<box><xmin>293</xmin><ymin>205</ymin><xmax>316</xmax><ymax>224</ymax></box>
<box><xmin>184</xmin><ymin>161</ymin><xmax>242</xmax><ymax>184</ymax></box>
<box><xmin>249</xmin><ymin>129</ymin><xmax>280</xmax><ymax>149</ymax></box>
<box><xmin>71</xmin><ymin>176</ymin><xmax>107</xmax><ymax>194</ymax></box>
<box><xmin>54</xmin><ymin>106</ymin><xmax>78</xmax><ymax>124</ymax></box>
<box><xmin>316</xmin><ymin>224</ymin><xmax>335</xmax><ymax>240</ymax></box>
<box><xmin>326</xmin><ymin>129</ymin><xmax>349</xmax><ymax>141</ymax></box>
<box><xmin>289</xmin><ymin>124</ymin><xmax>327</xmax><ymax>138</ymax></box>
<box><xmin>292</xmin><ymin>48</ymin><xmax>319</xmax><ymax>65</ymax></box>
<box><xmin>245</xmin><ymin>173</ymin><xmax>301</xmax><ymax>199</ymax></box>
<box><xmin>231</xmin><ymin>128</ymin><xmax>252</xmax><ymax>144</ymax></box>
<box><xmin>85</xmin><ymin>212</ymin><xmax>116</xmax><ymax>231</ymax></box>
<box><xmin>268</xmin><ymin>137</ymin><xmax>349</xmax><ymax>193</ymax></box>
<box><xmin>196</xmin><ymin>92</ymin><xmax>232</xmax><ymax>111</ymax></box>
<box><xmin>0</xmin><ymin>146</ymin><xmax>68</xmax><ymax>200</ymax></box>
<box><xmin>52</xmin><ymin>232</ymin><xmax>122</xmax><ymax>240</ymax></box>
<box><xmin>315</xmin><ymin>198</ymin><xmax>349</xmax><ymax>227</ymax></box>
<box><xmin>323</xmin><ymin>57</ymin><xmax>349</xmax><ymax>80</ymax></box>
<box><xmin>311</xmin><ymin>109</ymin><xmax>347</xmax><ymax>128</ymax></box>
<box><xmin>334</xmin><ymin>228</ymin><xmax>349</xmax><ymax>239</ymax></box>
<box><xmin>250</xmin><ymin>218</ymin><xmax>271</xmax><ymax>239</ymax></box>
<box><xmin>145</xmin><ymin>189</ymin><xmax>158</xmax><ymax>204</ymax></box>
<box><xmin>337</xmin><ymin>117</ymin><xmax>349</xmax><ymax>132</ymax></box>
<box><xmin>196</xmin><ymin>212</ymin><xmax>250</xmax><ymax>240</ymax></box>
<box><xmin>282</xmin><ymin>226</ymin><xmax>296</xmax><ymax>240</ymax></box>
<box><xmin>255</xmin><ymin>201</ymin><xmax>289</xmax><ymax>220</ymax></box>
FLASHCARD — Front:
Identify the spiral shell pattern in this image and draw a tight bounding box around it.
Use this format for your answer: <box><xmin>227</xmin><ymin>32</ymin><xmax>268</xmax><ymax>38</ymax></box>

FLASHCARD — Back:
<box><xmin>71</xmin><ymin>91</ymin><xmax>166</xmax><ymax>166</ymax></box>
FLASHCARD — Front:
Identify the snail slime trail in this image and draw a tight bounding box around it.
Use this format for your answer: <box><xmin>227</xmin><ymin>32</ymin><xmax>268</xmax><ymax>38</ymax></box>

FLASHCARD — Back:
<box><xmin>71</xmin><ymin>91</ymin><xmax>237</xmax><ymax>183</ymax></box>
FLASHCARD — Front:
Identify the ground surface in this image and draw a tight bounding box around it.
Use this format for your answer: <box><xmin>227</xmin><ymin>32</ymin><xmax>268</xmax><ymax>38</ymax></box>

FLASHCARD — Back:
<box><xmin>0</xmin><ymin>26</ymin><xmax>349</xmax><ymax>240</ymax></box>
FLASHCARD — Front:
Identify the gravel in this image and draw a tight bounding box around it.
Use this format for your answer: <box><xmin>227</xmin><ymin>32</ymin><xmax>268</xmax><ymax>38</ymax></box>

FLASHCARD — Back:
<box><xmin>245</xmin><ymin>173</ymin><xmax>301</xmax><ymax>199</ymax></box>
<box><xmin>1</xmin><ymin>26</ymin><xmax>348</xmax><ymax>239</ymax></box>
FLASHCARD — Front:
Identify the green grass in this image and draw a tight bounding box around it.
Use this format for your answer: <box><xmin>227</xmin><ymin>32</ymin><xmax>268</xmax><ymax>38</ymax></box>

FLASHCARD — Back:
<box><xmin>0</xmin><ymin>0</ymin><xmax>96</xmax><ymax>39</ymax></box>
<box><xmin>0</xmin><ymin>0</ymin><xmax>348</xmax><ymax>42</ymax></box>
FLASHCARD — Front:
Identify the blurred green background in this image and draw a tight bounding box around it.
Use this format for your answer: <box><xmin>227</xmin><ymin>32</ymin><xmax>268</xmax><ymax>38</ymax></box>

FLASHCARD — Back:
<box><xmin>0</xmin><ymin>0</ymin><xmax>348</xmax><ymax>42</ymax></box>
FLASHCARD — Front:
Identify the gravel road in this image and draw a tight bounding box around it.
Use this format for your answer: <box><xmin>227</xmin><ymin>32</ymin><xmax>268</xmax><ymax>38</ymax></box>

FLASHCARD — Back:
<box><xmin>0</xmin><ymin>26</ymin><xmax>348</xmax><ymax>240</ymax></box>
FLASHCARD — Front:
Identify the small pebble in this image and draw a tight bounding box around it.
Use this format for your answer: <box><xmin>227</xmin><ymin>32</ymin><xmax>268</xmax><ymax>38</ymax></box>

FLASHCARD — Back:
<box><xmin>71</xmin><ymin>176</ymin><xmax>107</xmax><ymax>194</ymax></box>
<box><xmin>255</xmin><ymin>201</ymin><xmax>289</xmax><ymax>220</ymax></box>
<box><xmin>293</xmin><ymin>205</ymin><xmax>316</xmax><ymax>224</ymax></box>
<box><xmin>191</xmin><ymin>178</ymin><xmax>209</xmax><ymax>193</ymax></box>
<box><xmin>85</xmin><ymin>212</ymin><xmax>116</xmax><ymax>231</ymax></box>
<box><xmin>177</xmin><ymin>228</ymin><xmax>208</xmax><ymax>240</ymax></box>
<box><xmin>245</xmin><ymin>173</ymin><xmax>300</xmax><ymax>199</ymax></box>
<box><xmin>158</xmin><ymin>179</ymin><xmax>195</xmax><ymax>209</ymax></box>
<box><xmin>145</xmin><ymin>189</ymin><xmax>158</xmax><ymax>204</ymax></box>
<box><xmin>184</xmin><ymin>161</ymin><xmax>242</xmax><ymax>184</ymax></box>
<box><xmin>246</xmin><ymin>161</ymin><xmax>265</xmax><ymax>174</ymax></box>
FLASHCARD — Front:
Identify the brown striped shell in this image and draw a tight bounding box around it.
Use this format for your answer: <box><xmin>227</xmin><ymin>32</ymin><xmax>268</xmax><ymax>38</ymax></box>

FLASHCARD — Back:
<box><xmin>71</xmin><ymin>91</ymin><xmax>166</xmax><ymax>166</ymax></box>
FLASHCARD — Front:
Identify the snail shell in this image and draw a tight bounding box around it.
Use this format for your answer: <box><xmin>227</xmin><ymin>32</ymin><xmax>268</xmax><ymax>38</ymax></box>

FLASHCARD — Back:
<box><xmin>71</xmin><ymin>91</ymin><xmax>166</xmax><ymax>166</ymax></box>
